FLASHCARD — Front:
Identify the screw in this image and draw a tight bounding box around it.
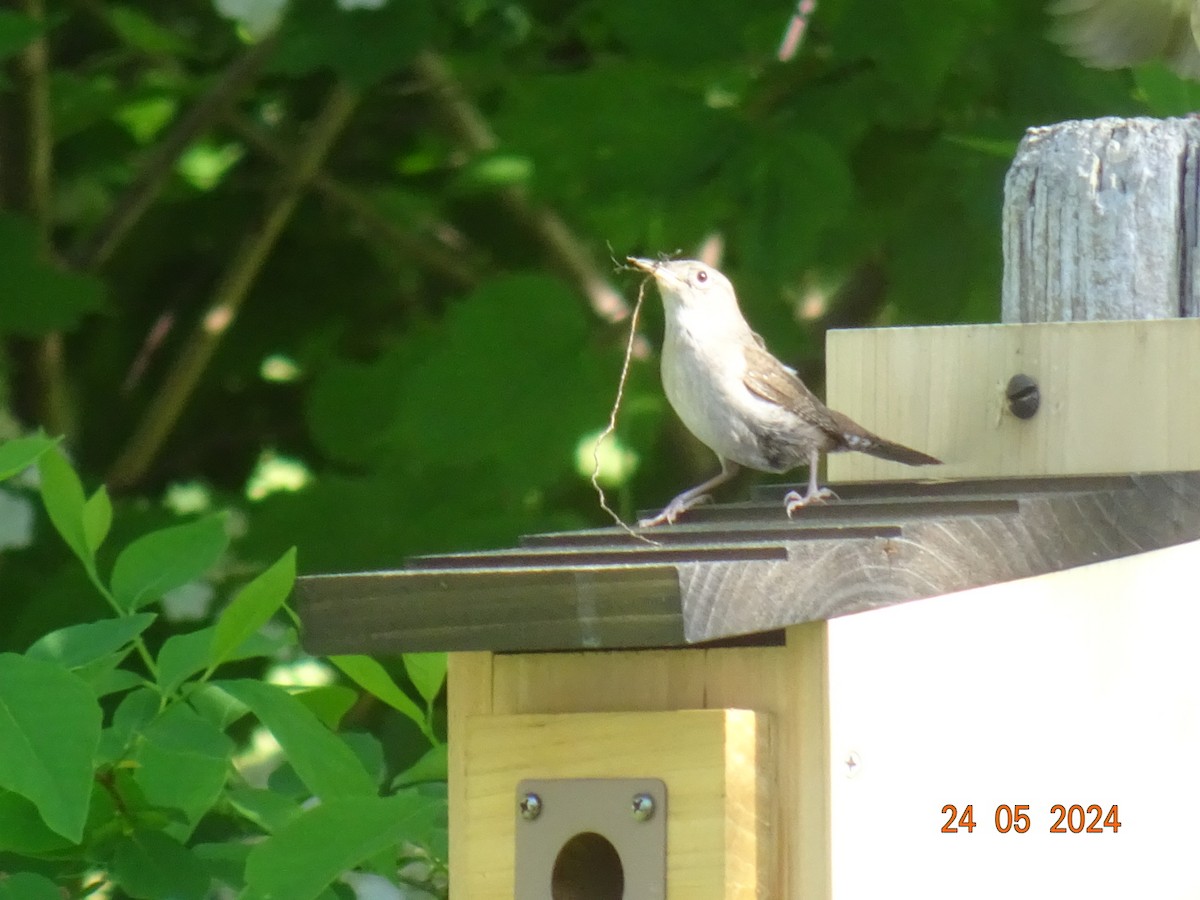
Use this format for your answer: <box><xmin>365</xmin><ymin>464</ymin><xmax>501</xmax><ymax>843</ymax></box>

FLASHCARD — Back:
<box><xmin>1005</xmin><ymin>374</ymin><xmax>1040</xmax><ymax>419</ymax></box>
<box><xmin>518</xmin><ymin>792</ymin><xmax>542</xmax><ymax>821</ymax></box>
<box><xmin>631</xmin><ymin>793</ymin><xmax>655</xmax><ymax>821</ymax></box>
<box><xmin>844</xmin><ymin>751</ymin><xmax>862</xmax><ymax>779</ymax></box>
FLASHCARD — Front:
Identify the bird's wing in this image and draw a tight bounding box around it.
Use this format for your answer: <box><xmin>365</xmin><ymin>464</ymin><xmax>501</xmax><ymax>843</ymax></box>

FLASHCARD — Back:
<box><xmin>742</xmin><ymin>340</ymin><xmax>941</xmax><ymax>465</ymax></box>
<box><xmin>1049</xmin><ymin>0</ymin><xmax>1200</xmax><ymax>79</ymax></box>
<box><xmin>741</xmin><ymin>342</ymin><xmax>846</xmax><ymax>439</ymax></box>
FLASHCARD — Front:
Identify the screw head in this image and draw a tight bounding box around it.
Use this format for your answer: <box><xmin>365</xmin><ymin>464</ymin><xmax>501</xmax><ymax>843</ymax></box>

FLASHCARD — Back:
<box><xmin>844</xmin><ymin>750</ymin><xmax>862</xmax><ymax>779</ymax></box>
<box><xmin>518</xmin><ymin>792</ymin><xmax>542</xmax><ymax>821</ymax></box>
<box><xmin>631</xmin><ymin>792</ymin><xmax>655</xmax><ymax>821</ymax></box>
<box><xmin>1005</xmin><ymin>373</ymin><xmax>1040</xmax><ymax>419</ymax></box>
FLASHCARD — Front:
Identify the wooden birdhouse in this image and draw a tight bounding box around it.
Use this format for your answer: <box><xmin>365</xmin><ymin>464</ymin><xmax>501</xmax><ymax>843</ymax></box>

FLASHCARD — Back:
<box><xmin>297</xmin><ymin>118</ymin><xmax>1200</xmax><ymax>898</ymax></box>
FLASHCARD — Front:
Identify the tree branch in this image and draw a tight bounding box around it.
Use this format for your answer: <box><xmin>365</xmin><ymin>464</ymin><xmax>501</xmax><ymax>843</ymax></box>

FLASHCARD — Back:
<box><xmin>69</xmin><ymin>35</ymin><xmax>278</xmax><ymax>270</ymax></box>
<box><xmin>22</xmin><ymin>0</ymin><xmax>74</xmax><ymax>438</ymax></box>
<box><xmin>22</xmin><ymin>0</ymin><xmax>51</xmax><ymax>246</ymax></box>
<box><xmin>105</xmin><ymin>82</ymin><xmax>360</xmax><ymax>491</ymax></box>
<box><xmin>413</xmin><ymin>51</ymin><xmax>630</xmax><ymax>323</ymax></box>
<box><xmin>225</xmin><ymin>111</ymin><xmax>483</xmax><ymax>292</ymax></box>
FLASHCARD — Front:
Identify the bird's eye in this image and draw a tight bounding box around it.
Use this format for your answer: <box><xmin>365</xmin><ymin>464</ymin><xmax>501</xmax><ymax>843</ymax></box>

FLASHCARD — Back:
<box><xmin>695</xmin><ymin>269</ymin><xmax>708</xmax><ymax>284</ymax></box>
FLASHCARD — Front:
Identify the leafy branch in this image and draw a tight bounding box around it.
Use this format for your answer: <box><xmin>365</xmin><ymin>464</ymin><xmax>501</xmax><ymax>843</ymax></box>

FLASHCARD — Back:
<box><xmin>414</xmin><ymin>50</ymin><xmax>631</xmax><ymax>324</ymax></box>
<box><xmin>68</xmin><ymin>35</ymin><xmax>280</xmax><ymax>271</ymax></box>
<box><xmin>106</xmin><ymin>82</ymin><xmax>360</xmax><ymax>491</ymax></box>
<box><xmin>226</xmin><ymin>110</ymin><xmax>484</xmax><ymax>292</ymax></box>
<box><xmin>0</xmin><ymin>434</ymin><xmax>448</xmax><ymax>897</ymax></box>
<box><xmin>21</xmin><ymin>0</ymin><xmax>74</xmax><ymax>440</ymax></box>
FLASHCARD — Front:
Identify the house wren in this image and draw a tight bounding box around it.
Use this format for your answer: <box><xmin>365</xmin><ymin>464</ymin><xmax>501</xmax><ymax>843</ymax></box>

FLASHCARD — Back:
<box><xmin>630</xmin><ymin>257</ymin><xmax>940</xmax><ymax>527</ymax></box>
<box><xmin>1049</xmin><ymin>0</ymin><xmax>1200</xmax><ymax>78</ymax></box>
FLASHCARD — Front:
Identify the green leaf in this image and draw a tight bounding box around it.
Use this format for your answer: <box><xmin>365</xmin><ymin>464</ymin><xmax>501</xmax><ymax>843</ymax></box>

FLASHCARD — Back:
<box><xmin>604</xmin><ymin>0</ymin><xmax>774</xmax><ymax>64</ymax></box>
<box><xmin>217</xmin><ymin>679</ymin><xmax>376</xmax><ymax>800</ymax></box>
<box><xmin>85</xmin><ymin>664</ymin><xmax>146</xmax><ymax>698</ymax></box>
<box><xmin>82</xmin><ymin>486</ymin><xmax>112</xmax><ymax>556</ymax></box>
<box><xmin>187</xmin><ymin>682</ymin><xmax>250</xmax><ymax>731</ymax></box>
<box><xmin>736</xmin><ymin>128</ymin><xmax>855</xmax><ymax>282</ymax></box>
<box><xmin>341</xmin><ymin>732</ymin><xmax>385</xmax><ymax>788</ymax></box>
<box><xmin>193</xmin><ymin>839</ymin><xmax>251</xmax><ymax>892</ymax></box>
<box><xmin>242</xmin><ymin>793</ymin><xmax>440</xmax><ymax>900</ymax></box>
<box><xmin>392</xmin><ymin>743</ymin><xmax>447</xmax><ymax>789</ymax></box>
<box><xmin>0</xmin><ymin>11</ymin><xmax>45</xmax><ymax>62</ymax></box>
<box><xmin>132</xmin><ymin>703</ymin><xmax>235</xmax><ymax>831</ymax></box>
<box><xmin>37</xmin><ymin>445</ymin><xmax>92</xmax><ymax>568</ymax></box>
<box><xmin>0</xmin><ymin>872</ymin><xmax>62</xmax><ymax>900</ymax></box>
<box><xmin>0</xmin><ymin>790</ymin><xmax>76</xmax><ymax>856</ymax></box>
<box><xmin>832</xmin><ymin>0</ymin><xmax>982</xmax><ymax>106</ymax></box>
<box><xmin>0</xmin><ymin>654</ymin><xmax>102</xmax><ymax>842</ymax></box>
<box><xmin>26</xmin><ymin>613</ymin><xmax>156</xmax><ymax>669</ymax></box>
<box><xmin>158</xmin><ymin>626</ymin><xmax>290</xmax><ymax>695</ymax></box>
<box><xmin>226</xmin><ymin>786</ymin><xmax>302</xmax><ymax>834</ymax></box>
<box><xmin>291</xmin><ymin>684</ymin><xmax>358</xmax><ymax>730</ymax></box>
<box><xmin>208</xmin><ymin>547</ymin><xmax>295</xmax><ymax>673</ymax></box>
<box><xmin>272</xmin><ymin>0</ymin><xmax>434</xmax><ymax>87</ymax></box>
<box><xmin>110</xmin><ymin>829</ymin><xmax>212</xmax><ymax>900</ymax></box>
<box><xmin>0</xmin><ymin>212</ymin><xmax>106</xmax><ymax>335</ymax></box>
<box><xmin>157</xmin><ymin>630</ymin><xmax>213</xmax><ymax>695</ymax></box>
<box><xmin>309</xmin><ymin>274</ymin><xmax>609</xmax><ymax>492</ymax></box>
<box><xmin>110</xmin><ymin>514</ymin><xmax>229</xmax><ymax>612</ymax></box>
<box><xmin>453</xmin><ymin>152</ymin><xmax>534</xmax><ymax>194</ymax></box>
<box><xmin>0</xmin><ymin>433</ymin><xmax>58</xmax><ymax>481</ymax></box>
<box><xmin>495</xmin><ymin>65</ymin><xmax>732</xmax><ymax>196</ymax></box>
<box><xmin>105</xmin><ymin>4</ymin><xmax>192</xmax><ymax>57</ymax></box>
<box><xmin>50</xmin><ymin>69</ymin><xmax>121</xmax><ymax>140</ymax></box>
<box><xmin>96</xmin><ymin>686</ymin><xmax>158</xmax><ymax>765</ymax></box>
<box><xmin>331</xmin><ymin>655</ymin><xmax>427</xmax><ymax>736</ymax></box>
<box><xmin>402</xmin><ymin>652</ymin><xmax>447</xmax><ymax>706</ymax></box>
<box><xmin>156</xmin><ymin>628</ymin><xmax>286</xmax><ymax>696</ymax></box>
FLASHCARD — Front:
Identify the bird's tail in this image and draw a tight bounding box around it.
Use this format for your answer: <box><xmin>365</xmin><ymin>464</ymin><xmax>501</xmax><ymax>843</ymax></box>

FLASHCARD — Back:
<box><xmin>828</xmin><ymin>409</ymin><xmax>941</xmax><ymax>466</ymax></box>
<box><xmin>862</xmin><ymin>437</ymin><xmax>941</xmax><ymax>467</ymax></box>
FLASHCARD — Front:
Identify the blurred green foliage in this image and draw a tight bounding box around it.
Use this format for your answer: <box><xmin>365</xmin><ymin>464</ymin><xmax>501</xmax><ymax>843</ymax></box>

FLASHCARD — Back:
<box><xmin>0</xmin><ymin>439</ymin><xmax>447</xmax><ymax>898</ymax></box>
<box><xmin>0</xmin><ymin>0</ymin><xmax>1187</xmax><ymax>589</ymax></box>
<box><xmin>0</xmin><ymin>0</ymin><xmax>1192</xmax><ymax>894</ymax></box>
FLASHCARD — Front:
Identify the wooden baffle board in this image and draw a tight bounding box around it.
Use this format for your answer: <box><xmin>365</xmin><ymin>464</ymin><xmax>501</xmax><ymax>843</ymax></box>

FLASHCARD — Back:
<box><xmin>297</xmin><ymin>315</ymin><xmax>1200</xmax><ymax>900</ymax></box>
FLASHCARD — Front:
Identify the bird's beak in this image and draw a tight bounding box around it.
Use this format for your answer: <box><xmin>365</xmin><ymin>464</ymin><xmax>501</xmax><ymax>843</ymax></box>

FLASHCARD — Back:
<box><xmin>627</xmin><ymin>257</ymin><xmax>657</xmax><ymax>275</ymax></box>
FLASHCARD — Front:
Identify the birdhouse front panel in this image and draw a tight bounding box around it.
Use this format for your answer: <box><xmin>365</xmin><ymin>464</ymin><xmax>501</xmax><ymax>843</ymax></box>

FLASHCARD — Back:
<box><xmin>825</xmin><ymin>319</ymin><xmax>1200</xmax><ymax>482</ymax></box>
<box><xmin>824</xmin><ymin>538</ymin><xmax>1200</xmax><ymax>898</ymax></box>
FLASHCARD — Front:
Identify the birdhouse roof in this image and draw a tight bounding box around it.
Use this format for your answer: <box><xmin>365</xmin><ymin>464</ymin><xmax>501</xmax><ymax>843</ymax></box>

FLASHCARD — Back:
<box><xmin>297</xmin><ymin>472</ymin><xmax>1200</xmax><ymax>655</ymax></box>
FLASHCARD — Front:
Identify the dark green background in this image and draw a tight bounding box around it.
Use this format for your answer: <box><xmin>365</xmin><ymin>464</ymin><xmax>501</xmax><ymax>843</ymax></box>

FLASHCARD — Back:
<box><xmin>2</xmin><ymin>0</ymin><xmax>1197</xmax><ymax>650</ymax></box>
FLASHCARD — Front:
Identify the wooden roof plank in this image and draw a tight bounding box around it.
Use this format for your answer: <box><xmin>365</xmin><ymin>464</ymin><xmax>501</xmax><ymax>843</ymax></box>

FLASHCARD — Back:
<box><xmin>295</xmin><ymin>473</ymin><xmax>1200</xmax><ymax>654</ymax></box>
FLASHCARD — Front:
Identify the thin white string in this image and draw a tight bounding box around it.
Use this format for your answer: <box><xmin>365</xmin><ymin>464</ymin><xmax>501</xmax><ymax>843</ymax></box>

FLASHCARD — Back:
<box><xmin>591</xmin><ymin>276</ymin><xmax>659</xmax><ymax>547</ymax></box>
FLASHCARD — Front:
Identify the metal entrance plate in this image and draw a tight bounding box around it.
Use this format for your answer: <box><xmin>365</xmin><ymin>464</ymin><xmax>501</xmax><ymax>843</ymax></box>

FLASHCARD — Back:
<box><xmin>514</xmin><ymin>777</ymin><xmax>667</xmax><ymax>899</ymax></box>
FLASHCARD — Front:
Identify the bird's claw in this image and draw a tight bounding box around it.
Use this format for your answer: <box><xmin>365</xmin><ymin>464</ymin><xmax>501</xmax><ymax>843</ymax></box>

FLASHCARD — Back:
<box><xmin>638</xmin><ymin>493</ymin><xmax>712</xmax><ymax>528</ymax></box>
<box><xmin>784</xmin><ymin>487</ymin><xmax>838</xmax><ymax>518</ymax></box>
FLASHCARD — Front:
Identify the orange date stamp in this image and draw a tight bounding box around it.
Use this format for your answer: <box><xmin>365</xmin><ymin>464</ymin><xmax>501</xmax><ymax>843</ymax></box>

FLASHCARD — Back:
<box><xmin>941</xmin><ymin>804</ymin><xmax>1121</xmax><ymax>834</ymax></box>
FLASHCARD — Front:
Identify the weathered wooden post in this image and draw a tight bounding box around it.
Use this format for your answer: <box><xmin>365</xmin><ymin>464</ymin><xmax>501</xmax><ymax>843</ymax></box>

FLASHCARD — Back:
<box><xmin>1003</xmin><ymin>116</ymin><xmax>1200</xmax><ymax>322</ymax></box>
<box><xmin>299</xmin><ymin>117</ymin><xmax>1200</xmax><ymax>898</ymax></box>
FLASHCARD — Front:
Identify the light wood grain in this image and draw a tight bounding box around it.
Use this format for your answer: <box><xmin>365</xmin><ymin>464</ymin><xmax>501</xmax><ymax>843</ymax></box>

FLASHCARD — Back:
<box><xmin>463</xmin><ymin>709</ymin><xmax>773</xmax><ymax>899</ymax></box>
<box><xmin>448</xmin><ymin>652</ymin><xmax>493</xmax><ymax>897</ymax></box>
<box><xmin>784</xmin><ymin>624</ymin><xmax>831</xmax><ymax>900</ymax></box>
<box><xmin>826</xmin><ymin>538</ymin><xmax>1200</xmax><ymax>898</ymax></box>
<box><xmin>485</xmin><ymin>629</ymin><xmax>830</xmax><ymax>898</ymax></box>
<box><xmin>1002</xmin><ymin>117</ymin><xmax>1200</xmax><ymax>322</ymax></box>
<box><xmin>492</xmin><ymin>649</ymin><xmax>706</xmax><ymax>715</ymax></box>
<box><xmin>825</xmin><ymin>319</ymin><xmax>1200</xmax><ymax>482</ymax></box>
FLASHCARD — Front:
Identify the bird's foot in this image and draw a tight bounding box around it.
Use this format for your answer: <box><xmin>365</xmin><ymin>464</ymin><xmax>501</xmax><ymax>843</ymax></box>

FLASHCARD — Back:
<box><xmin>784</xmin><ymin>486</ymin><xmax>838</xmax><ymax>518</ymax></box>
<box><xmin>638</xmin><ymin>493</ymin><xmax>712</xmax><ymax>528</ymax></box>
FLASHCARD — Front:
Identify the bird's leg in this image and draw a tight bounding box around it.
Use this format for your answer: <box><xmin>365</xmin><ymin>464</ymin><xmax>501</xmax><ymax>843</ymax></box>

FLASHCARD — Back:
<box><xmin>639</xmin><ymin>457</ymin><xmax>740</xmax><ymax>527</ymax></box>
<box><xmin>784</xmin><ymin>447</ymin><xmax>838</xmax><ymax>517</ymax></box>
